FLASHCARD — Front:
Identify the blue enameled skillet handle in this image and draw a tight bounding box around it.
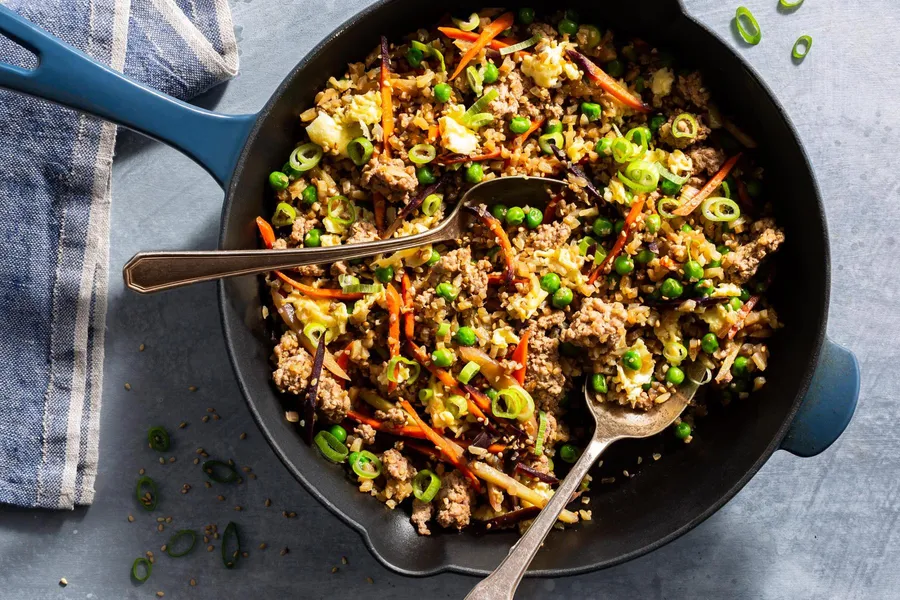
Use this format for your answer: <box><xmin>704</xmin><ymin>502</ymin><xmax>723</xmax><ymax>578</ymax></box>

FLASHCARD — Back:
<box><xmin>781</xmin><ymin>339</ymin><xmax>860</xmax><ymax>457</ymax></box>
<box><xmin>0</xmin><ymin>4</ymin><xmax>255</xmax><ymax>188</ymax></box>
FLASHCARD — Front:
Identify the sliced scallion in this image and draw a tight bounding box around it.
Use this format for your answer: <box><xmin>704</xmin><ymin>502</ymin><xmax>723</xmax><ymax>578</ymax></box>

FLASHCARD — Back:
<box><xmin>221</xmin><ymin>522</ymin><xmax>241</xmax><ymax>569</ymax></box>
<box><xmin>663</xmin><ymin>341</ymin><xmax>688</xmax><ymax>364</ymax></box>
<box><xmin>792</xmin><ymin>35</ymin><xmax>812</xmax><ymax>60</ymax></box>
<box><xmin>202</xmin><ymin>460</ymin><xmax>239</xmax><ymax>483</ymax></box>
<box><xmin>303</xmin><ymin>322</ymin><xmax>328</xmax><ymax>346</ymax></box>
<box><xmin>147</xmin><ymin>426</ymin><xmax>170</xmax><ymax>452</ymax></box>
<box><xmin>701</xmin><ymin>197</ymin><xmax>741</xmax><ymax>222</ymax></box>
<box><xmin>418</xmin><ymin>387</ymin><xmax>434</xmax><ymax>403</ymax></box>
<box><xmin>466</xmin><ymin>65</ymin><xmax>484</xmax><ymax>95</ymax></box>
<box><xmin>409</xmin><ymin>143</ymin><xmax>437</xmax><ymax>165</ymax></box>
<box><xmin>412</xmin><ymin>470</ymin><xmax>441</xmax><ymax>502</ymax></box>
<box><xmin>780</xmin><ymin>0</ymin><xmax>804</xmax><ymax>7</ymax></box>
<box><xmin>351</xmin><ymin>450</ymin><xmax>383</xmax><ymax>479</ymax></box>
<box><xmin>165</xmin><ymin>529</ymin><xmax>197</xmax><ymax>558</ymax></box>
<box><xmin>422</xmin><ymin>193</ymin><xmax>443</xmax><ymax>216</ymax></box>
<box><xmin>457</xmin><ymin>361</ymin><xmax>481</xmax><ymax>384</ymax></box>
<box><xmin>385</xmin><ymin>356</ymin><xmax>421</xmax><ymax>385</ymax></box>
<box><xmin>347</xmin><ymin>137</ymin><xmax>374</xmax><ymax>166</ymax></box>
<box><xmin>445</xmin><ymin>394</ymin><xmax>468</xmax><ymax>418</ymax></box>
<box><xmin>656</xmin><ymin>163</ymin><xmax>688</xmax><ymax>186</ymax></box>
<box><xmin>534</xmin><ymin>410</ymin><xmax>548</xmax><ymax>455</ymax></box>
<box><xmin>341</xmin><ymin>283</ymin><xmax>383</xmax><ymax>294</ymax></box>
<box><xmin>735</xmin><ymin>7</ymin><xmax>762</xmax><ymax>45</ymax></box>
<box><xmin>136</xmin><ymin>475</ymin><xmax>158</xmax><ymax>511</ymax></box>
<box><xmin>338</xmin><ymin>274</ymin><xmax>360</xmax><ymax>288</ymax></box>
<box><xmin>619</xmin><ymin>160</ymin><xmax>660</xmax><ymax>193</ymax></box>
<box><xmin>314</xmin><ymin>430</ymin><xmax>349</xmax><ymax>463</ymax></box>
<box><xmin>453</xmin><ymin>13</ymin><xmax>480</xmax><ymax>31</ymax></box>
<box><xmin>499</xmin><ymin>33</ymin><xmax>542</xmax><ymax>56</ymax></box>
<box><xmin>289</xmin><ymin>142</ymin><xmax>323</xmax><ymax>172</ymax></box>
<box><xmin>657</xmin><ymin>197</ymin><xmax>681</xmax><ymax>219</ymax></box>
<box><xmin>672</xmin><ymin>113</ymin><xmax>699</xmax><ymax>139</ymax></box>
<box><xmin>131</xmin><ymin>557</ymin><xmax>152</xmax><ymax>582</ymax></box>
<box><xmin>271</xmin><ymin>202</ymin><xmax>297</xmax><ymax>227</ymax></box>
<box><xmin>411</xmin><ymin>40</ymin><xmax>445</xmax><ymax>72</ymax></box>
<box><xmin>327</xmin><ymin>195</ymin><xmax>357</xmax><ymax>226</ymax></box>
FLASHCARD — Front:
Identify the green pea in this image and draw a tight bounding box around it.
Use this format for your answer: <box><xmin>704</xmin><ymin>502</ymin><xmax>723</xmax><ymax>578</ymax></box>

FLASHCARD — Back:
<box><xmin>454</xmin><ymin>326</ymin><xmax>477</xmax><ymax>347</ymax></box>
<box><xmin>416</xmin><ymin>165</ymin><xmax>436</xmax><ymax>184</ymax></box>
<box><xmin>559</xmin><ymin>342</ymin><xmax>579</xmax><ymax>357</ymax></box>
<box><xmin>746</xmin><ymin>179</ymin><xmax>762</xmax><ymax>198</ymax></box>
<box><xmin>605</xmin><ymin>59</ymin><xmax>624</xmax><ymax>77</ymax></box>
<box><xmin>304</xmin><ymin>228</ymin><xmax>321</xmax><ymax>247</ymax></box>
<box><xmin>464</xmin><ymin>163</ymin><xmax>484</xmax><ymax>184</ymax></box>
<box><xmin>269</xmin><ymin>171</ymin><xmax>290</xmax><ymax>190</ymax></box>
<box><xmin>559</xmin><ymin>444</ymin><xmax>580</xmax><ymax>463</ymax></box>
<box><xmin>551</xmin><ymin>287</ymin><xmax>573</xmax><ymax>309</ymax></box>
<box><xmin>431</xmin><ymin>348</ymin><xmax>454</xmax><ymax>368</ymax></box>
<box><xmin>592</xmin><ymin>217</ymin><xmax>614</xmax><ymax>237</ymax></box>
<box><xmin>622</xmin><ymin>350</ymin><xmax>642</xmax><ymax>371</ymax></box>
<box><xmin>614</xmin><ymin>219</ymin><xmax>625</xmax><ymax>235</ymax></box>
<box><xmin>348</xmin><ymin>451</ymin><xmax>360</xmax><ymax>467</ymax></box>
<box><xmin>328</xmin><ymin>424</ymin><xmax>348</xmax><ymax>443</ymax></box>
<box><xmin>707</xmin><ymin>259</ymin><xmax>721</xmax><ymax>268</ymax></box>
<box><xmin>544</xmin><ymin>120</ymin><xmax>563</xmax><ymax>134</ymax></box>
<box><xmin>540</xmin><ymin>273</ymin><xmax>561</xmax><ymax>294</ymax></box>
<box><xmin>433</xmin><ymin>83</ymin><xmax>452</xmax><ymax>103</ymax></box>
<box><xmin>728</xmin><ymin>297</ymin><xmax>744</xmax><ymax>311</ymax></box>
<box><xmin>660</xmin><ymin>278</ymin><xmax>683</xmax><ymax>299</ymax></box>
<box><xmin>684</xmin><ymin>260</ymin><xmax>704</xmax><ymax>282</ymax></box>
<box><xmin>701</xmin><ymin>333</ymin><xmax>719</xmax><ymax>354</ymax></box>
<box><xmin>666</xmin><ymin>366</ymin><xmax>685</xmax><ymax>385</ymax></box>
<box><xmin>674</xmin><ymin>422</ymin><xmax>691</xmax><ymax>440</ymax></box>
<box><xmin>509</xmin><ymin>116</ymin><xmax>531</xmax><ymax>134</ymax></box>
<box><xmin>302</xmin><ymin>185</ymin><xmax>318</xmax><ymax>205</ymax></box>
<box><xmin>717</xmin><ymin>244</ymin><xmax>731</xmax><ymax>255</ymax></box>
<box><xmin>614</xmin><ymin>255</ymin><xmax>634</xmax><ymax>275</ymax></box>
<box><xmin>408</xmin><ymin>46</ymin><xmax>425</xmax><ymax>68</ymax></box>
<box><xmin>649</xmin><ymin>115</ymin><xmax>666</xmax><ymax>135</ymax></box>
<box><xmin>558</xmin><ymin>18</ymin><xmax>578</xmax><ymax>36</ymax></box>
<box><xmin>435</xmin><ymin>282</ymin><xmax>458</xmax><ymax>302</ymax></box>
<box><xmin>693</xmin><ymin>280</ymin><xmax>714</xmax><ymax>297</ymax></box>
<box><xmin>518</xmin><ymin>7</ymin><xmax>535</xmax><ymax>24</ymax></box>
<box><xmin>375</xmin><ymin>265</ymin><xmax>394</xmax><ymax>283</ymax></box>
<box><xmin>506</xmin><ymin>206</ymin><xmax>525</xmax><ymax>226</ymax></box>
<box><xmin>739</xmin><ymin>287</ymin><xmax>751</xmax><ymax>302</ymax></box>
<box><xmin>660</xmin><ymin>178</ymin><xmax>681</xmax><ymax>196</ymax></box>
<box><xmin>732</xmin><ymin>356</ymin><xmax>750</xmax><ymax>377</ymax></box>
<box><xmin>642</xmin><ymin>382</ymin><xmax>652</xmax><ymax>391</ymax></box>
<box><xmin>580</xmin><ymin>102</ymin><xmax>602</xmax><ymax>122</ymax></box>
<box><xmin>595</xmin><ymin>137</ymin><xmax>613</xmax><ymax>155</ymax></box>
<box><xmin>636</xmin><ymin>249</ymin><xmax>655</xmax><ymax>265</ymax></box>
<box><xmin>426</xmin><ymin>249</ymin><xmax>441</xmax><ymax>267</ymax></box>
<box><xmin>680</xmin><ymin>224</ymin><xmax>693</xmax><ymax>233</ymax></box>
<box><xmin>646</xmin><ymin>214</ymin><xmax>661</xmax><ymax>234</ymax></box>
<box><xmin>582</xmin><ymin>24</ymin><xmax>602</xmax><ymax>49</ymax></box>
<box><xmin>486</xmin><ymin>388</ymin><xmax>499</xmax><ymax>402</ymax></box>
<box><xmin>490</xmin><ymin>204</ymin><xmax>508</xmax><ymax>221</ymax></box>
<box><xmin>590</xmin><ymin>373</ymin><xmax>608</xmax><ymax>394</ymax></box>
<box><xmin>482</xmin><ymin>62</ymin><xmax>499</xmax><ymax>84</ymax></box>
<box><xmin>526</xmin><ymin>207</ymin><xmax>543</xmax><ymax>229</ymax></box>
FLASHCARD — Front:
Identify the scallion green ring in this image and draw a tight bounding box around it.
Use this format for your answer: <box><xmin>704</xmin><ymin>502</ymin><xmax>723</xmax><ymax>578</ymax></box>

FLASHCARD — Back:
<box><xmin>271</xmin><ymin>202</ymin><xmax>297</xmax><ymax>227</ymax></box>
<box><xmin>735</xmin><ymin>7</ymin><xmax>762</xmax><ymax>45</ymax></box>
<box><xmin>202</xmin><ymin>459</ymin><xmax>239</xmax><ymax>483</ymax></box>
<box><xmin>701</xmin><ymin>197</ymin><xmax>741</xmax><ymax>222</ymax></box>
<box><xmin>445</xmin><ymin>394</ymin><xmax>468</xmax><ymax>419</ymax></box>
<box><xmin>418</xmin><ymin>387</ymin><xmax>434</xmax><ymax>402</ymax></box>
<box><xmin>466</xmin><ymin>65</ymin><xmax>484</xmax><ymax>95</ymax></box>
<box><xmin>313</xmin><ymin>430</ymin><xmax>350</xmax><ymax>463</ymax></box>
<box><xmin>347</xmin><ymin>137</ymin><xmax>374</xmax><ymax>166</ymax></box>
<box><xmin>457</xmin><ymin>361</ymin><xmax>481</xmax><ymax>384</ymax></box>
<box><xmin>131</xmin><ymin>557</ymin><xmax>152</xmax><ymax>582</ymax></box>
<box><xmin>165</xmin><ymin>529</ymin><xmax>198</xmax><ymax>558</ymax></box>
<box><xmin>619</xmin><ymin>160</ymin><xmax>660</xmax><ymax>193</ymax></box>
<box><xmin>221</xmin><ymin>522</ymin><xmax>241</xmax><ymax>569</ymax></box>
<box><xmin>671</xmin><ymin>113</ymin><xmax>699</xmax><ymax>139</ymax></box>
<box><xmin>289</xmin><ymin>142</ymin><xmax>323</xmax><ymax>172</ymax></box>
<box><xmin>327</xmin><ymin>195</ymin><xmax>357</xmax><ymax>226</ymax></box>
<box><xmin>534</xmin><ymin>410</ymin><xmax>549</xmax><ymax>456</ymax></box>
<box><xmin>351</xmin><ymin>450</ymin><xmax>383</xmax><ymax>479</ymax></box>
<box><xmin>538</xmin><ymin>132</ymin><xmax>564</xmax><ymax>155</ymax></box>
<box><xmin>792</xmin><ymin>35</ymin><xmax>812</xmax><ymax>60</ymax></box>
<box><xmin>385</xmin><ymin>356</ymin><xmax>421</xmax><ymax>385</ymax></box>
<box><xmin>780</xmin><ymin>0</ymin><xmax>804</xmax><ymax>7</ymax></box>
<box><xmin>135</xmin><ymin>475</ymin><xmax>158</xmax><ymax>511</ymax></box>
<box><xmin>147</xmin><ymin>426</ymin><xmax>170</xmax><ymax>452</ymax></box>
<box><xmin>500</xmin><ymin>33</ymin><xmax>542</xmax><ymax>56</ymax></box>
<box><xmin>412</xmin><ymin>470</ymin><xmax>441</xmax><ymax>502</ymax></box>
<box><xmin>611</xmin><ymin>136</ymin><xmax>637</xmax><ymax>163</ymax></box>
<box><xmin>453</xmin><ymin>12</ymin><xmax>480</xmax><ymax>32</ymax></box>
<box><xmin>422</xmin><ymin>193</ymin><xmax>443</xmax><ymax>216</ymax></box>
<box><xmin>663</xmin><ymin>341</ymin><xmax>688</xmax><ymax>364</ymax></box>
<box><xmin>656</xmin><ymin>163</ymin><xmax>689</xmax><ymax>186</ymax></box>
<box><xmin>657</xmin><ymin>197</ymin><xmax>681</xmax><ymax>219</ymax></box>
<box><xmin>409</xmin><ymin>143</ymin><xmax>437</xmax><ymax>165</ymax></box>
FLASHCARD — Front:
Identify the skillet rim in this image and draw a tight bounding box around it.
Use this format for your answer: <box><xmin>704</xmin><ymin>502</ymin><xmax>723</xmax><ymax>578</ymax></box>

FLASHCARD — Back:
<box><xmin>217</xmin><ymin>0</ymin><xmax>830</xmax><ymax>577</ymax></box>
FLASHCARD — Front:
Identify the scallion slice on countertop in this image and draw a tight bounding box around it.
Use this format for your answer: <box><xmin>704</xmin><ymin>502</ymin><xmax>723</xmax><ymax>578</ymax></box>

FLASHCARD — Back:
<box><xmin>165</xmin><ymin>529</ymin><xmax>198</xmax><ymax>558</ymax></box>
<box><xmin>202</xmin><ymin>460</ymin><xmax>239</xmax><ymax>483</ymax></box>
<box><xmin>135</xmin><ymin>475</ymin><xmax>158</xmax><ymax>511</ymax></box>
<box><xmin>780</xmin><ymin>0</ymin><xmax>804</xmax><ymax>7</ymax></box>
<box><xmin>147</xmin><ymin>426</ymin><xmax>170</xmax><ymax>452</ymax></box>
<box><xmin>131</xmin><ymin>557</ymin><xmax>152</xmax><ymax>582</ymax></box>
<box><xmin>792</xmin><ymin>35</ymin><xmax>812</xmax><ymax>60</ymax></box>
<box><xmin>734</xmin><ymin>7</ymin><xmax>761</xmax><ymax>45</ymax></box>
<box><xmin>221</xmin><ymin>521</ymin><xmax>241</xmax><ymax>569</ymax></box>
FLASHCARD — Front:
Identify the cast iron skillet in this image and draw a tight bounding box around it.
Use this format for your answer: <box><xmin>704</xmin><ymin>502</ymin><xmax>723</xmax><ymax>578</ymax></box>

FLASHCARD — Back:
<box><xmin>0</xmin><ymin>0</ymin><xmax>861</xmax><ymax>576</ymax></box>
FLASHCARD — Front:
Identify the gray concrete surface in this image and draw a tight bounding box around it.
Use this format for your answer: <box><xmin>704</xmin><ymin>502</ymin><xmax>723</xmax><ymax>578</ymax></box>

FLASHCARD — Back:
<box><xmin>0</xmin><ymin>0</ymin><xmax>897</xmax><ymax>598</ymax></box>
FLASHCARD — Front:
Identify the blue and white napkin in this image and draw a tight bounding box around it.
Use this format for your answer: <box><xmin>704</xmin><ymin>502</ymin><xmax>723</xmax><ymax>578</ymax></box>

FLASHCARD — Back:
<box><xmin>0</xmin><ymin>0</ymin><xmax>238</xmax><ymax>509</ymax></box>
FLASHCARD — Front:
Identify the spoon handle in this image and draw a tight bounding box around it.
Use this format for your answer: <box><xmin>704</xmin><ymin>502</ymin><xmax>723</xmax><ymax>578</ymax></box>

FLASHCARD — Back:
<box><xmin>464</xmin><ymin>436</ymin><xmax>612</xmax><ymax>600</ymax></box>
<box><xmin>123</xmin><ymin>225</ymin><xmax>453</xmax><ymax>294</ymax></box>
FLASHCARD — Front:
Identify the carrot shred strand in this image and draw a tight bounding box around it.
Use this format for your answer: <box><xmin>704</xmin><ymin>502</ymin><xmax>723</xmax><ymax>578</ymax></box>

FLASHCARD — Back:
<box><xmin>511</xmin><ymin>330</ymin><xmax>530</xmax><ymax>385</ymax></box>
<box><xmin>380</xmin><ymin>36</ymin><xmax>394</xmax><ymax>158</ymax></box>
<box><xmin>275</xmin><ymin>271</ymin><xmax>364</xmax><ymax>301</ymax></box>
<box><xmin>566</xmin><ymin>49</ymin><xmax>650</xmax><ymax>113</ymax></box>
<box><xmin>589</xmin><ymin>196</ymin><xmax>645</xmax><ymax>284</ymax></box>
<box><xmin>514</xmin><ymin>117</ymin><xmax>544</xmax><ymax>147</ymax></box>
<box><xmin>437</xmin><ymin>26</ymin><xmax>515</xmax><ymax>51</ymax></box>
<box><xmin>449</xmin><ymin>12</ymin><xmax>515</xmax><ymax>80</ymax></box>
<box><xmin>469</xmin><ymin>205</ymin><xmax>516</xmax><ymax>285</ymax></box>
<box><xmin>256</xmin><ymin>216</ymin><xmax>276</xmax><ymax>249</ymax></box>
<box><xmin>673</xmin><ymin>153</ymin><xmax>742</xmax><ymax>216</ymax></box>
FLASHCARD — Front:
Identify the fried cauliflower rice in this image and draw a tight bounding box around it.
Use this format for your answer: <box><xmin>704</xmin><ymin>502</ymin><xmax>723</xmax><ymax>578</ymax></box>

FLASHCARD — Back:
<box><xmin>256</xmin><ymin>8</ymin><xmax>784</xmax><ymax>535</ymax></box>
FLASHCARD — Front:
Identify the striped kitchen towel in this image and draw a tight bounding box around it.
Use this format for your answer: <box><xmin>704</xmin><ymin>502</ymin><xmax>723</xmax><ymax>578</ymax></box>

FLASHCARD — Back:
<box><xmin>0</xmin><ymin>0</ymin><xmax>238</xmax><ymax>509</ymax></box>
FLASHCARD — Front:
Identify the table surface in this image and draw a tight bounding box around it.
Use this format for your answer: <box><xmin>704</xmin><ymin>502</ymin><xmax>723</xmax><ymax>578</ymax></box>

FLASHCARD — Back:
<box><xmin>1</xmin><ymin>1</ymin><xmax>897</xmax><ymax>598</ymax></box>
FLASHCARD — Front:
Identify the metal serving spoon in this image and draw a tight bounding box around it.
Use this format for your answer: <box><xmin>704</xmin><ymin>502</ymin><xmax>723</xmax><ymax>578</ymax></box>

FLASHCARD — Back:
<box><xmin>465</xmin><ymin>365</ymin><xmax>702</xmax><ymax>600</ymax></box>
<box><xmin>123</xmin><ymin>176</ymin><xmax>566</xmax><ymax>294</ymax></box>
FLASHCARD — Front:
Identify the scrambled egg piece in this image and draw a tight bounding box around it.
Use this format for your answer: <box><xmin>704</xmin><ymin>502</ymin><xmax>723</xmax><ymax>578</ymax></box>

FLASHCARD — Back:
<box><xmin>651</xmin><ymin>67</ymin><xmax>675</xmax><ymax>97</ymax></box>
<box><xmin>699</xmin><ymin>303</ymin><xmax>730</xmax><ymax>333</ymax></box>
<box><xmin>306</xmin><ymin>112</ymin><xmax>357</xmax><ymax>157</ymax></box>
<box><xmin>521</xmin><ymin>41</ymin><xmax>572</xmax><ymax>88</ymax></box>
<box><xmin>711</xmin><ymin>283</ymin><xmax>743</xmax><ymax>298</ymax></box>
<box><xmin>506</xmin><ymin>274</ymin><xmax>549</xmax><ymax>321</ymax></box>
<box><xmin>439</xmin><ymin>107</ymin><xmax>479</xmax><ymax>155</ymax></box>
<box><xmin>603</xmin><ymin>178</ymin><xmax>631</xmax><ymax>205</ymax></box>
<box><xmin>491</xmin><ymin>327</ymin><xmax>521</xmax><ymax>350</ymax></box>
<box><xmin>320</xmin><ymin>234</ymin><xmax>342</xmax><ymax>247</ymax></box>
<box><xmin>654</xmin><ymin>310</ymin><xmax>682</xmax><ymax>345</ymax></box>
<box><xmin>668</xmin><ymin>149</ymin><xmax>693</xmax><ymax>176</ymax></box>
<box><xmin>615</xmin><ymin>339</ymin><xmax>655</xmax><ymax>405</ymax></box>
<box><xmin>344</xmin><ymin>91</ymin><xmax>382</xmax><ymax>125</ymax></box>
<box><xmin>287</xmin><ymin>294</ymin><xmax>349</xmax><ymax>342</ymax></box>
<box><xmin>535</xmin><ymin>244</ymin><xmax>585</xmax><ymax>289</ymax></box>
<box><xmin>350</xmin><ymin>290</ymin><xmax>384</xmax><ymax>325</ymax></box>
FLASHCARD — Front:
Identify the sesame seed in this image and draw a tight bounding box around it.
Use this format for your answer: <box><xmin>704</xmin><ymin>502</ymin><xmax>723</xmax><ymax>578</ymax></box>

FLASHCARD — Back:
<box><xmin>188</xmin><ymin>386</ymin><xmax>197</xmax><ymax>392</ymax></box>
<box><xmin>127</xmin><ymin>515</ymin><xmax>135</xmax><ymax>522</ymax></box>
<box><xmin>206</xmin><ymin>408</ymin><xmax>214</xmax><ymax>413</ymax></box>
<box><xmin>179</xmin><ymin>422</ymin><xmax>187</xmax><ymax>429</ymax></box>
<box><xmin>212</xmin><ymin>414</ymin><xmax>220</xmax><ymax>421</ymax></box>
<box><xmin>265</xmin><ymin>498</ymin><xmax>272</xmax><ymax>507</ymax></box>
<box><xmin>59</xmin><ymin>578</ymin><xmax>68</xmax><ymax>587</ymax></box>
<box><xmin>259</xmin><ymin>543</ymin><xmax>267</xmax><ymax>550</ymax></box>
<box><xmin>280</xmin><ymin>547</ymin><xmax>289</xmax><ymax>556</ymax></box>
<box><xmin>341</xmin><ymin>556</ymin><xmax>348</xmax><ymax>565</ymax></box>
<box><xmin>165</xmin><ymin>517</ymin><xmax>172</xmax><ymax>523</ymax></box>
<box><xmin>139</xmin><ymin>468</ymin><xmax>145</xmax><ymax>475</ymax></box>
<box><xmin>169</xmin><ymin>457</ymin><xmax>176</xmax><ymax>463</ymax></box>
<box><xmin>124</xmin><ymin>383</ymin><xmax>131</xmax><ymax>391</ymax></box>
<box><xmin>156</xmin><ymin>592</ymin><xmax>164</xmax><ymax>597</ymax></box>
<box><xmin>193</xmin><ymin>458</ymin><xmax>200</xmax><ymax>465</ymax></box>
<box><xmin>366</xmin><ymin>577</ymin><xmax>374</xmax><ymax>584</ymax></box>
<box><xmin>157</xmin><ymin>517</ymin><xmax>165</xmax><ymax>523</ymax></box>
<box><xmin>207</xmin><ymin>545</ymin><xmax>214</xmax><ymax>552</ymax></box>
<box><xmin>249</xmin><ymin>473</ymin><xmax>257</xmax><ymax>480</ymax></box>
<box><xmin>332</xmin><ymin>567</ymin><xmax>339</xmax><ymax>574</ymax></box>
<box><xmin>240</xmin><ymin>432</ymin><xmax>247</xmax><ymax>440</ymax></box>
<box><xmin>189</xmin><ymin>579</ymin><xmax>197</xmax><ymax>587</ymax></box>
<box><xmin>202</xmin><ymin>416</ymin><xmax>209</xmax><ymax>423</ymax></box>
<box><xmin>241</xmin><ymin>467</ymin><xmax>251</xmax><ymax>473</ymax></box>
<box><xmin>161</xmin><ymin>545</ymin><xmax>167</xmax><ymax>552</ymax></box>
<box><xmin>158</xmin><ymin>457</ymin><xmax>165</xmax><ymax>465</ymax></box>
<box><xmin>217</xmin><ymin>495</ymin><xmax>225</xmax><ymax>501</ymax></box>
<box><xmin>234</xmin><ymin>506</ymin><xmax>242</xmax><ymax>512</ymax></box>
<box><xmin>139</xmin><ymin>344</ymin><xmax>145</xmax><ymax>351</ymax></box>
<box><xmin>157</xmin><ymin>524</ymin><xmax>164</xmax><ymax>532</ymax></box>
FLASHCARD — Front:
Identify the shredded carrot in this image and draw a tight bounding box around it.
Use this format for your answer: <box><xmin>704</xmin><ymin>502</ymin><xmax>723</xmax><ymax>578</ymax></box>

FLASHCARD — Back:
<box><xmin>434</xmin><ymin>148</ymin><xmax>502</xmax><ymax>165</ymax></box>
<box><xmin>437</xmin><ymin>26</ymin><xmax>516</xmax><ymax>51</ymax></box>
<box><xmin>470</xmin><ymin>205</ymin><xmax>516</xmax><ymax>285</ymax></box>
<box><xmin>449</xmin><ymin>12</ymin><xmax>515</xmax><ymax>81</ymax></box>
<box><xmin>673</xmin><ymin>153</ymin><xmax>743</xmax><ymax>216</ymax></box>
<box><xmin>386</xmin><ymin>283</ymin><xmax>402</xmax><ymax>392</ymax></box>
<box><xmin>566</xmin><ymin>49</ymin><xmax>650</xmax><ymax>113</ymax></box>
<box><xmin>513</xmin><ymin>117</ymin><xmax>544</xmax><ymax>147</ymax></box>
<box><xmin>510</xmin><ymin>330</ymin><xmax>530</xmax><ymax>385</ymax></box>
<box><xmin>401</xmin><ymin>270</ymin><xmax>414</xmax><ymax>339</ymax></box>
<box><xmin>400</xmin><ymin>400</ymin><xmax>482</xmax><ymax>492</ymax></box>
<box><xmin>406</xmin><ymin>341</ymin><xmax>490</xmax><ymax>419</ymax></box>
<box><xmin>543</xmin><ymin>194</ymin><xmax>561</xmax><ymax>222</ymax></box>
<box><xmin>346</xmin><ymin>410</ymin><xmax>426</xmax><ymax>439</ymax></box>
<box><xmin>589</xmin><ymin>196</ymin><xmax>645</xmax><ymax>285</ymax></box>
<box><xmin>379</xmin><ymin>36</ymin><xmax>394</xmax><ymax>158</ymax></box>
<box><xmin>275</xmin><ymin>271</ymin><xmax>364</xmax><ymax>301</ymax></box>
<box><xmin>256</xmin><ymin>217</ymin><xmax>276</xmax><ymax>249</ymax></box>
<box><xmin>721</xmin><ymin>295</ymin><xmax>759</xmax><ymax>340</ymax></box>
<box><xmin>426</xmin><ymin>124</ymin><xmax>439</xmax><ymax>143</ymax></box>
<box><xmin>373</xmin><ymin>192</ymin><xmax>386</xmax><ymax>235</ymax></box>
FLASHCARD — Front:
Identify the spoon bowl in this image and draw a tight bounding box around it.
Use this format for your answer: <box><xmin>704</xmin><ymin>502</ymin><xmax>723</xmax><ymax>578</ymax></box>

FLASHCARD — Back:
<box><xmin>123</xmin><ymin>176</ymin><xmax>566</xmax><ymax>294</ymax></box>
<box><xmin>465</xmin><ymin>363</ymin><xmax>705</xmax><ymax>600</ymax></box>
